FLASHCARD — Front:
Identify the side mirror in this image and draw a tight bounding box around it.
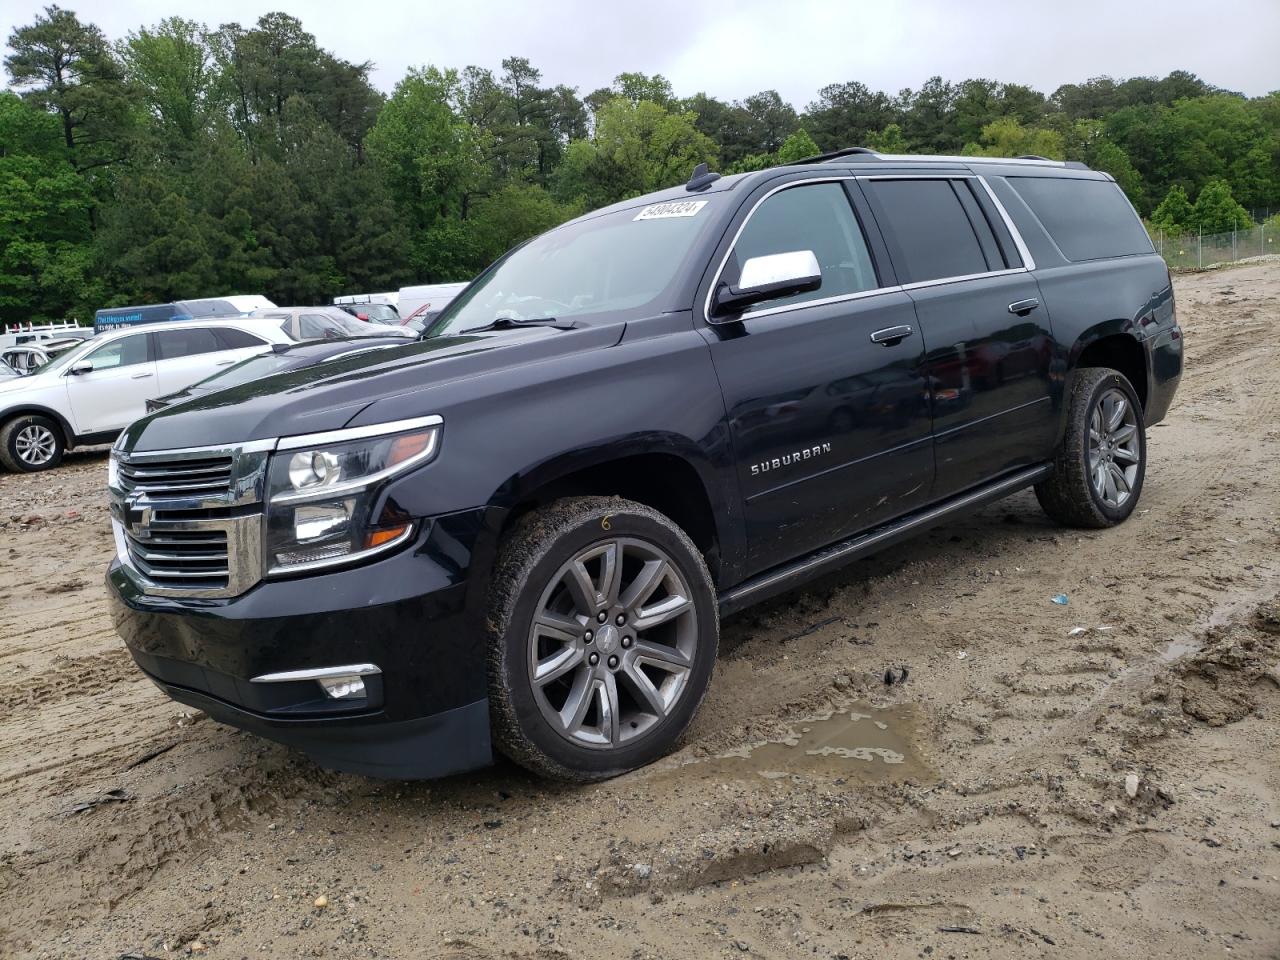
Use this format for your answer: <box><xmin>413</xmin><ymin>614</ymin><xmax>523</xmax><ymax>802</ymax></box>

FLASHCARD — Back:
<box><xmin>711</xmin><ymin>250</ymin><xmax>821</xmax><ymax>319</ymax></box>
<box><xmin>69</xmin><ymin>361</ymin><xmax>94</xmax><ymax>376</ymax></box>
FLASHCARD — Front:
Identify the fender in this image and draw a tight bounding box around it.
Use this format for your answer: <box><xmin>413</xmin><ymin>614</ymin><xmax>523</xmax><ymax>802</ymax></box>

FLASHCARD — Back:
<box><xmin>1051</xmin><ymin>320</ymin><xmax>1148</xmax><ymax>446</ymax></box>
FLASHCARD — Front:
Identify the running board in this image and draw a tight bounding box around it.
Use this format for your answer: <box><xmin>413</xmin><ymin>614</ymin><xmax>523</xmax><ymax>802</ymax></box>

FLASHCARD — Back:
<box><xmin>717</xmin><ymin>464</ymin><xmax>1052</xmax><ymax>617</ymax></box>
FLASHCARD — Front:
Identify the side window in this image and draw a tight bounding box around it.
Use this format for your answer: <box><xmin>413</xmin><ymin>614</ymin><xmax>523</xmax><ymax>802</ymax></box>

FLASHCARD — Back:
<box><xmin>299</xmin><ymin>314</ymin><xmax>338</xmax><ymax>339</ymax></box>
<box><xmin>154</xmin><ymin>327</ymin><xmax>222</xmax><ymax>361</ymax></box>
<box><xmin>1008</xmin><ymin>176</ymin><xmax>1153</xmax><ymax>261</ymax></box>
<box><xmin>212</xmin><ymin>327</ymin><xmax>268</xmax><ymax>350</ymax></box>
<box><xmin>85</xmin><ymin>334</ymin><xmax>149</xmax><ymax>370</ymax></box>
<box><xmin>726</xmin><ymin>182</ymin><xmax>878</xmax><ymax>312</ymax></box>
<box><xmin>863</xmin><ymin>178</ymin><xmax>991</xmax><ymax>284</ymax></box>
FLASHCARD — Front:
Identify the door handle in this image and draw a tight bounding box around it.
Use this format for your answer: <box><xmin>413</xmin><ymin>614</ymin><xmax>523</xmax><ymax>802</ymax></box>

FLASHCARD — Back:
<box><xmin>1008</xmin><ymin>298</ymin><xmax>1040</xmax><ymax>316</ymax></box>
<box><xmin>215</xmin><ymin>360</ymin><xmax>236</xmax><ymax>366</ymax></box>
<box><xmin>130</xmin><ymin>372</ymin><xmax>153</xmax><ymax>379</ymax></box>
<box><xmin>870</xmin><ymin>325</ymin><xmax>913</xmax><ymax>346</ymax></box>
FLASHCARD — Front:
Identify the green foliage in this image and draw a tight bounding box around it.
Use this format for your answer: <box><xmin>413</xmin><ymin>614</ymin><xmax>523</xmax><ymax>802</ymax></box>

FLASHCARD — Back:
<box><xmin>553</xmin><ymin>98</ymin><xmax>717</xmax><ymax>208</ymax></box>
<box><xmin>867</xmin><ymin>123</ymin><xmax>908</xmax><ymax>153</ymax></box>
<box><xmin>2</xmin><ymin>5</ymin><xmax>1279</xmax><ymax>322</ymax></box>
<box><xmin>4</xmin><ymin>4</ymin><xmax>136</xmax><ymax>171</ymax></box>
<box><xmin>776</xmin><ymin>128</ymin><xmax>819</xmax><ymax>164</ymax></box>
<box><xmin>1150</xmin><ymin>185</ymin><xmax>1195</xmax><ymax>233</ymax></box>
<box><xmin>0</xmin><ymin>92</ymin><xmax>99</xmax><ymax>322</ymax></box>
<box><xmin>962</xmin><ymin>117</ymin><xmax>1065</xmax><ymax>160</ymax></box>
<box><xmin>1191</xmin><ymin>178</ymin><xmax>1252</xmax><ymax>233</ymax></box>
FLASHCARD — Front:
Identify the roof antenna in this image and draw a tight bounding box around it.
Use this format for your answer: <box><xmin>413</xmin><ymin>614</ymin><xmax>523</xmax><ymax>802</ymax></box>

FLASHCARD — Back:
<box><xmin>686</xmin><ymin>162</ymin><xmax>721</xmax><ymax>192</ymax></box>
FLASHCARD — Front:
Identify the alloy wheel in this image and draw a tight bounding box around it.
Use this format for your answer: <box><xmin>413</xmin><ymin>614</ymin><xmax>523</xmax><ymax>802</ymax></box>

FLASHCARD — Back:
<box><xmin>1088</xmin><ymin>387</ymin><xmax>1140</xmax><ymax>508</ymax></box>
<box><xmin>14</xmin><ymin>424</ymin><xmax>57</xmax><ymax>467</ymax></box>
<box><xmin>528</xmin><ymin>537</ymin><xmax>699</xmax><ymax>749</ymax></box>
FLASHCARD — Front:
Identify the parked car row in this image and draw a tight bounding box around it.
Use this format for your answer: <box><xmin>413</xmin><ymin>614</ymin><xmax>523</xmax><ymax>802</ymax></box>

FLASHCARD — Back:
<box><xmin>0</xmin><ymin>299</ymin><xmax>434</xmax><ymax>472</ymax></box>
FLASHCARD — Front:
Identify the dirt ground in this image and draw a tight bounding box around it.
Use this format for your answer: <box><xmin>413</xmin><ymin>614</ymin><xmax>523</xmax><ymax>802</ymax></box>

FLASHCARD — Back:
<box><xmin>2</xmin><ymin>263</ymin><xmax>1279</xmax><ymax>960</ymax></box>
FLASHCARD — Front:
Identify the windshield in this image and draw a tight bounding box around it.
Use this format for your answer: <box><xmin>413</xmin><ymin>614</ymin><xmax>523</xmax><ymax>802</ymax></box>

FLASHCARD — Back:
<box><xmin>427</xmin><ymin>201</ymin><xmax>717</xmax><ymax>338</ymax></box>
<box><xmin>33</xmin><ymin>339</ymin><xmax>94</xmax><ymax>376</ymax></box>
<box><xmin>0</xmin><ymin>359</ymin><xmax>18</xmax><ymax>378</ymax></box>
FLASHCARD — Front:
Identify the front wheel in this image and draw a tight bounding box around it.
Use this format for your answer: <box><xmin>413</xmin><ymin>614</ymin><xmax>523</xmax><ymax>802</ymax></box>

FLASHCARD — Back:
<box><xmin>0</xmin><ymin>414</ymin><xmax>65</xmax><ymax>472</ymax></box>
<box><xmin>1035</xmin><ymin>367</ymin><xmax>1146</xmax><ymax>528</ymax></box>
<box><xmin>486</xmin><ymin>496</ymin><xmax>718</xmax><ymax>781</ymax></box>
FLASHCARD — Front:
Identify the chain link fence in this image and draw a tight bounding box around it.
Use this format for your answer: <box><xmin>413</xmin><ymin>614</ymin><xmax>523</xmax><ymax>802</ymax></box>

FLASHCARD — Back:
<box><xmin>1151</xmin><ymin>225</ymin><xmax>1276</xmax><ymax>271</ymax></box>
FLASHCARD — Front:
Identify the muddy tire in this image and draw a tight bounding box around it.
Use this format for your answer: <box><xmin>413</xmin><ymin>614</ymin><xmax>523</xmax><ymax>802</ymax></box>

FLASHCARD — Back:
<box><xmin>486</xmin><ymin>496</ymin><xmax>718</xmax><ymax>781</ymax></box>
<box><xmin>1035</xmin><ymin>367</ymin><xmax>1146</xmax><ymax>528</ymax></box>
<box><xmin>0</xmin><ymin>414</ymin><xmax>65</xmax><ymax>472</ymax></box>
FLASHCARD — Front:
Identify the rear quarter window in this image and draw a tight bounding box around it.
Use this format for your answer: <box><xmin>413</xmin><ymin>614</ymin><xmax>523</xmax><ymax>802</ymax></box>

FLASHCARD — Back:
<box><xmin>1008</xmin><ymin>177</ymin><xmax>1153</xmax><ymax>262</ymax></box>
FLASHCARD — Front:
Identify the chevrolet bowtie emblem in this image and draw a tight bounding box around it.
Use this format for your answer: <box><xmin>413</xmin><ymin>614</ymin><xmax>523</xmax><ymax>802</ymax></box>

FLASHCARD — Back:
<box><xmin>124</xmin><ymin>497</ymin><xmax>153</xmax><ymax>539</ymax></box>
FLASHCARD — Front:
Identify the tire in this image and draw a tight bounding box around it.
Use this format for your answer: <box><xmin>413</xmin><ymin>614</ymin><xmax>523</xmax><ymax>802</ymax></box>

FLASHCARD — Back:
<box><xmin>486</xmin><ymin>496</ymin><xmax>718</xmax><ymax>781</ymax></box>
<box><xmin>1035</xmin><ymin>367</ymin><xmax>1146</xmax><ymax>528</ymax></box>
<box><xmin>0</xmin><ymin>414</ymin><xmax>65</xmax><ymax>472</ymax></box>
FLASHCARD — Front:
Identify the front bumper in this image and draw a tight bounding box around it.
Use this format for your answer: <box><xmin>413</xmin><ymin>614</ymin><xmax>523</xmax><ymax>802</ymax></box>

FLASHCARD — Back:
<box><xmin>107</xmin><ymin>507</ymin><xmax>503</xmax><ymax>779</ymax></box>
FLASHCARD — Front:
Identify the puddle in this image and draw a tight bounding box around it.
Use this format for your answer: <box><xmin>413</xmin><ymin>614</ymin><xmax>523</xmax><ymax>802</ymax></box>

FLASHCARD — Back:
<box><xmin>663</xmin><ymin>704</ymin><xmax>929</xmax><ymax>783</ymax></box>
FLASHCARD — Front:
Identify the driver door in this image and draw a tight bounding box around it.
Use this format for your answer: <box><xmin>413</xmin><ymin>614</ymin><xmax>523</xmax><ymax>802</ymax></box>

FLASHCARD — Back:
<box><xmin>64</xmin><ymin>332</ymin><xmax>158</xmax><ymax>434</ymax></box>
<box><xmin>704</xmin><ymin>180</ymin><xmax>934</xmax><ymax>576</ymax></box>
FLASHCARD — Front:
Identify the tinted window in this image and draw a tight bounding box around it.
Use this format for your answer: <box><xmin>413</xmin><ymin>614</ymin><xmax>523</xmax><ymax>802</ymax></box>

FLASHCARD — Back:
<box><xmin>864</xmin><ymin>179</ymin><xmax>990</xmax><ymax>283</ymax></box>
<box><xmin>86</xmin><ymin>334</ymin><xmax>149</xmax><ymax>369</ymax></box>
<box><xmin>427</xmin><ymin>201</ymin><xmax>716</xmax><ymax>338</ymax></box>
<box><xmin>155</xmin><ymin>327</ymin><xmax>222</xmax><ymax>360</ymax></box>
<box><xmin>1009</xmin><ymin>177</ymin><xmax>1153</xmax><ymax>262</ymax></box>
<box><xmin>728</xmin><ymin>182</ymin><xmax>878</xmax><ymax>311</ymax></box>
<box><xmin>212</xmin><ymin>327</ymin><xmax>268</xmax><ymax>349</ymax></box>
<box><xmin>300</xmin><ymin>314</ymin><xmax>343</xmax><ymax>339</ymax></box>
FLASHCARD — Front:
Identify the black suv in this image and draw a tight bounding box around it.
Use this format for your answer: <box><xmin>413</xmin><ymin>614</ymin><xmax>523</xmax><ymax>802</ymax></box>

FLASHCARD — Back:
<box><xmin>107</xmin><ymin>150</ymin><xmax>1182</xmax><ymax>781</ymax></box>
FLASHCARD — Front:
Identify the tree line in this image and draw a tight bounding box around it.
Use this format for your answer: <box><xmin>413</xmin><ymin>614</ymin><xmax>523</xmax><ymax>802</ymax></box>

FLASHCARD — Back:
<box><xmin>3</xmin><ymin>5</ymin><xmax>1278</xmax><ymax>324</ymax></box>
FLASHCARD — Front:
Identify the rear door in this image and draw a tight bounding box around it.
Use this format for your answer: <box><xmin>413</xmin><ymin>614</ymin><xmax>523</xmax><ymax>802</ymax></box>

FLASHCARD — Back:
<box><xmin>860</xmin><ymin>175</ymin><xmax>1054</xmax><ymax>498</ymax></box>
<box><xmin>704</xmin><ymin>179</ymin><xmax>934</xmax><ymax>576</ymax></box>
<box><xmin>153</xmin><ymin>327</ymin><xmax>238</xmax><ymax>395</ymax></box>
<box><xmin>64</xmin><ymin>332</ymin><xmax>156</xmax><ymax>433</ymax></box>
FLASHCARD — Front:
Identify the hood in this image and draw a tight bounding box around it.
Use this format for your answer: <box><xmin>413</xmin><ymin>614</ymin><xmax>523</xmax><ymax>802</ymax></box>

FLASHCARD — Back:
<box><xmin>0</xmin><ymin>373</ymin><xmax>45</xmax><ymax>396</ymax></box>
<box><xmin>120</xmin><ymin>323</ymin><xmax>625</xmax><ymax>453</ymax></box>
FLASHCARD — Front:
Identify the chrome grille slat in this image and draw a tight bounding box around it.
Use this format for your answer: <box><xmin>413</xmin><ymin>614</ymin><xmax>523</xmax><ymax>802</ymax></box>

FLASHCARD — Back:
<box><xmin>118</xmin><ymin>456</ymin><xmax>234</xmax><ymax>499</ymax></box>
<box><xmin>126</xmin><ymin>527</ymin><xmax>231</xmax><ymax>589</ymax></box>
<box><xmin>120</xmin><ymin>463</ymin><xmax>232</xmax><ymax>478</ymax></box>
<box><xmin>110</xmin><ymin>439</ymin><xmax>273</xmax><ymax>599</ymax></box>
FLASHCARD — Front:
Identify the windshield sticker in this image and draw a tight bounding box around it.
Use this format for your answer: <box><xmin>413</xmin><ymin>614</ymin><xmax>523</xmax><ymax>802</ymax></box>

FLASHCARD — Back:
<box><xmin>634</xmin><ymin>200</ymin><xmax>708</xmax><ymax>221</ymax></box>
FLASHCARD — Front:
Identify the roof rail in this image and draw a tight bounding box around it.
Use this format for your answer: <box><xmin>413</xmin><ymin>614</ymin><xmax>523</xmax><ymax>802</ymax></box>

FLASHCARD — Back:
<box><xmin>686</xmin><ymin>162</ymin><xmax>722</xmax><ymax>192</ymax></box>
<box><xmin>786</xmin><ymin>146</ymin><xmax>881</xmax><ymax>166</ymax></box>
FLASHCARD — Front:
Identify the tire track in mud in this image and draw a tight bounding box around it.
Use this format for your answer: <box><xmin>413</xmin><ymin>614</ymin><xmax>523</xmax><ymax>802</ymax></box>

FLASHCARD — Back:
<box><xmin>0</xmin><ymin>648</ymin><xmax>135</xmax><ymax>721</ymax></box>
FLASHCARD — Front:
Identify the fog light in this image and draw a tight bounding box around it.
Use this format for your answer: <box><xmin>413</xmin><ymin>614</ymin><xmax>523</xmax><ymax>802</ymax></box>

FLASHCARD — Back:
<box><xmin>316</xmin><ymin>675</ymin><xmax>367</xmax><ymax>699</ymax></box>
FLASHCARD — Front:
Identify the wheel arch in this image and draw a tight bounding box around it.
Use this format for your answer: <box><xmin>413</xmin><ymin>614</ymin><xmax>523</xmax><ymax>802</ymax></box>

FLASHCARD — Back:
<box><xmin>0</xmin><ymin>405</ymin><xmax>75</xmax><ymax>448</ymax></box>
<box><xmin>494</xmin><ymin>438</ymin><xmax>729</xmax><ymax>584</ymax></box>
<box><xmin>1067</xmin><ymin>324</ymin><xmax>1149</xmax><ymax>411</ymax></box>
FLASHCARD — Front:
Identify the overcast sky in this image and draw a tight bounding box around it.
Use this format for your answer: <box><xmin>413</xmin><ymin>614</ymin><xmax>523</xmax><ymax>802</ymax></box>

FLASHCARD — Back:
<box><xmin>4</xmin><ymin>0</ymin><xmax>1277</xmax><ymax>106</ymax></box>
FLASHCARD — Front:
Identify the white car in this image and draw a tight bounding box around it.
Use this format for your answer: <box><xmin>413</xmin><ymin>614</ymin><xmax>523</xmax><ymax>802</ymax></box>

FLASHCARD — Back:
<box><xmin>0</xmin><ymin>318</ymin><xmax>292</xmax><ymax>472</ymax></box>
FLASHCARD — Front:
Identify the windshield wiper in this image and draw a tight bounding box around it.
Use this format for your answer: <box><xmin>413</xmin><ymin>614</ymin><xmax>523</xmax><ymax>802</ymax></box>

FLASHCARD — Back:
<box><xmin>459</xmin><ymin>316</ymin><xmax>578</xmax><ymax>335</ymax></box>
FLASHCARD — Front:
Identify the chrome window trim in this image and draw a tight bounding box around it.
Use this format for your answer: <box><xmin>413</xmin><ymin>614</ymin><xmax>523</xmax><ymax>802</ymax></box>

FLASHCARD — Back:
<box><xmin>702</xmin><ymin>176</ymin><xmax>884</xmax><ymax>325</ymax></box>
<box><xmin>898</xmin><ymin>266</ymin><xmax>1029</xmax><ymax>292</ymax></box>
<box><xmin>265</xmin><ymin>522</ymin><xmax>416</xmax><ymax>577</ymax></box>
<box><xmin>704</xmin><ymin>174</ymin><xmax>1040</xmax><ymax>326</ymax></box>
<box><xmin>972</xmin><ymin>176</ymin><xmax>1037</xmax><ymax>270</ymax></box>
<box><xmin>275</xmin><ymin>414</ymin><xmax>443</xmax><ymax>451</ymax></box>
<box><xmin>251</xmin><ymin>663</ymin><xmax>381</xmax><ymax>684</ymax></box>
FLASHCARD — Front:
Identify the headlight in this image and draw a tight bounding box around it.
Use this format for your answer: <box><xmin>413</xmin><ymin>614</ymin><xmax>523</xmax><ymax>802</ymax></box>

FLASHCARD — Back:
<box><xmin>265</xmin><ymin>417</ymin><xmax>441</xmax><ymax>574</ymax></box>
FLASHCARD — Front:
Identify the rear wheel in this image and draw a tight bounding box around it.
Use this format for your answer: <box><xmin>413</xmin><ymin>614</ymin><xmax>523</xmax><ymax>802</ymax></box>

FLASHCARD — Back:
<box><xmin>0</xmin><ymin>415</ymin><xmax>65</xmax><ymax>472</ymax></box>
<box><xmin>1035</xmin><ymin>367</ymin><xmax>1145</xmax><ymax>528</ymax></box>
<box><xmin>486</xmin><ymin>496</ymin><xmax>718</xmax><ymax>781</ymax></box>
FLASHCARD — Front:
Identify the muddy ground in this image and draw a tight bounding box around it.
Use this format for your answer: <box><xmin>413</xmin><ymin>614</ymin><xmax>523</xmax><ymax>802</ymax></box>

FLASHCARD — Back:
<box><xmin>2</xmin><ymin>263</ymin><xmax>1279</xmax><ymax>960</ymax></box>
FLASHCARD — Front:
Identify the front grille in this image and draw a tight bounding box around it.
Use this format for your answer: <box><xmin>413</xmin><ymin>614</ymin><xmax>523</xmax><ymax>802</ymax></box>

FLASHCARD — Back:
<box><xmin>125</xmin><ymin>528</ymin><xmax>230</xmax><ymax>590</ymax></box>
<box><xmin>110</xmin><ymin>439</ymin><xmax>273</xmax><ymax>598</ymax></box>
<box><xmin>118</xmin><ymin>456</ymin><xmax>234</xmax><ymax>498</ymax></box>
